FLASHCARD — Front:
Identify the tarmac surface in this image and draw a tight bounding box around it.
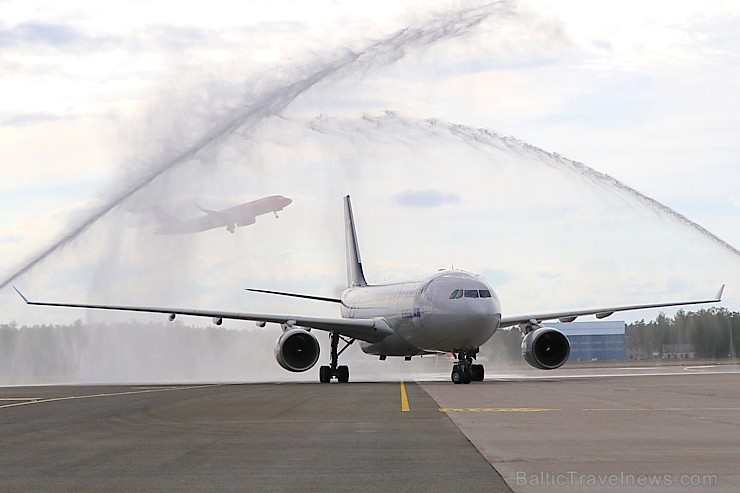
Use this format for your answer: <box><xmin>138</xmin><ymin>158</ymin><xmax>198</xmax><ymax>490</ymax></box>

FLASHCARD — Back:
<box><xmin>422</xmin><ymin>363</ymin><xmax>740</xmax><ymax>492</ymax></box>
<box><xmin>0</xmin><ymin>382</ymin><xmax>509</xmax><ymax>492</ymax></box>
<box><xmin>1</xmin><ymin>364</ymin><xmax>738</xmax><ymax>492</ymax></box>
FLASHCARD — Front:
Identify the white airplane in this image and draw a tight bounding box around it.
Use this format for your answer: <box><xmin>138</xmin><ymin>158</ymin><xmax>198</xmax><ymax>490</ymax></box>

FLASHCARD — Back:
<box><xmin>153</xmin><ymin>195</ymin><xmax>292</xmax><ymax>234</ymax></box>
<box><xmin>15</xmin><ymin>196</ymin><xmax>724</xmax><ymax>384</ymax></box>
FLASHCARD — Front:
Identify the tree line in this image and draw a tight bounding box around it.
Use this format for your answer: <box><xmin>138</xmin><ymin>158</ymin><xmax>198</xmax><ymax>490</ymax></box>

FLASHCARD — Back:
<box><xmin>625</xmin><ymin>307</ymin><xmax>740</xmax><ymax>358</ymax></box>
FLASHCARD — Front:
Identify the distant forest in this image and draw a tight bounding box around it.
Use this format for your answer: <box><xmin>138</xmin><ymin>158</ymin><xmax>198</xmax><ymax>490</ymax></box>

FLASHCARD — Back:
<box><xmin>625</xmin><ymin>307</ymin><xmax>740</xmax><ymax>358</ymax></box>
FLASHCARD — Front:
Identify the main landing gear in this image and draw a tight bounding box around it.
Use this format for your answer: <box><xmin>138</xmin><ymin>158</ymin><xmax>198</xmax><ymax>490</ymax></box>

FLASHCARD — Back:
<box><xmin>451</xmin><ymin>349</ymin><xmax>484</xmax><ymax>384</ymax></box>
<box><xmin>319</xmin><ymin>332</ymin><xmax>355</xmax><ymax>383</ymax></box>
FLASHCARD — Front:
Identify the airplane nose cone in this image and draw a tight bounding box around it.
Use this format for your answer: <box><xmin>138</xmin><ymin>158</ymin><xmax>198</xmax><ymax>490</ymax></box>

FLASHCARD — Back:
<box><xmin>465</xmin><ymin>310</ymin><xmax>500</xmax><ymax>333</ymax></box>
<box><xmin>419</xmin><ymin>303</ymin><xmax>500</xmax><ymax>351</ymax></box>
<box><xmin>284</xmin><ymin>197</ymin><xmax>293</xmax><ymax>206</ymax></box>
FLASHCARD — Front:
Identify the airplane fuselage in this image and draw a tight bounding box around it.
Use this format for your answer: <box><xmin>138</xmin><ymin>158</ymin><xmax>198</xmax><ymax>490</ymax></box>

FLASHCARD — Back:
<box><xmin>340</xmin><ymin>270</ymin><xmax>502</xmax><ymax>356</ymax></box>
<box><xmin>227</xmin><ymin>195</ymin><xmax>292</xmax><ymax>226</ymax></box>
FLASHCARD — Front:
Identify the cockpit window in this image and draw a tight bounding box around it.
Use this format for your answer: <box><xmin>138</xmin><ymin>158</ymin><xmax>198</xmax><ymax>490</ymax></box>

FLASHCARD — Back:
<box><xmin>451</xmin><ymin>289</ymin><xmax>491</xmax><ymax>299</ymax></box>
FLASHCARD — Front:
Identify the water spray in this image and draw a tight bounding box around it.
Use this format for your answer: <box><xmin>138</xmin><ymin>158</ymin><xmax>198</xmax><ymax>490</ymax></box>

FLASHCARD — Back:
<box><xmin>0</xmin><ymin>3</ymin><xmax>500</xmax><ymax>290</ymax></box>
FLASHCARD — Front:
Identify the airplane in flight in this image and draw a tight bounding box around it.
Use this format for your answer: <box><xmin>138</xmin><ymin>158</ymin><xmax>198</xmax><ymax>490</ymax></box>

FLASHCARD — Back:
<box><xmin>15</xmin><ymin>196</ymin><xmax>724</xmax><ymax>384</ymax></box>
<box><xmin>153</xmin><ymin>195</ymin><xmax>292</xmax><ymax>234</ymax></box>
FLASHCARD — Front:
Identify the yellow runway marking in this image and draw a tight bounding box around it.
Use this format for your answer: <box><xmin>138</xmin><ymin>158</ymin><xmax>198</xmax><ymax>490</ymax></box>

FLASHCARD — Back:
<box><xmin>440</xmin><ymin>407</ymin><xmax>560</xmax><ymax>413</ymax></box>
<box><xmin>582</xmin><ymin>407</ymin><xmax>740</xmax><ymax>412</ymax></box>
<box><xmin>0</xmin><ymin>384</ymin><xmax>219</xmax><ymax>411</ymax></box>
<box><xmin>440</xmin><ymin>407</ymin><xmax>740</xmax><ymax>413</ymax></box>
<box><xmin>400</xmin><ymin>381</ymin><xmax>410</xmax><ymax>412</ymax></box>
<box><xmin>0</xmin><ymin>398</ymin><xmax>40</xmax><ymax>401</ymax></box>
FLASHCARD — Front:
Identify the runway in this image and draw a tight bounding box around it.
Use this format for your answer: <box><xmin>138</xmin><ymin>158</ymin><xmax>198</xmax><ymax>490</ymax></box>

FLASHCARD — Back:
<box><xmin>422</xmin><ymin>364</ymin><xmax>740</xmax><ymax>492</ymax></box>
<box><xmin>0</xmin><ymin>382</ymin><xmax>509</xmax><ymax>492</ymax></box>
<box><xmin>1</xmin><ymin>364</ymin><xmax>738</xmax><ymax>492</ymax></box>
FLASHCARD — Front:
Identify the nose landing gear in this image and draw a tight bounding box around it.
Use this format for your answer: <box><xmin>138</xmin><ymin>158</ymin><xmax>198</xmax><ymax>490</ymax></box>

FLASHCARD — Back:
<box><xmin>451</xmin><ymin>349</ymin><xmax>484</xmax><ymax>384</ymax></box>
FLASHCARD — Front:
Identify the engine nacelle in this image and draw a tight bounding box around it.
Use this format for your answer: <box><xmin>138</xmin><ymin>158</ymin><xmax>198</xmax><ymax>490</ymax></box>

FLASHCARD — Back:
<box><xmin>521</xmin><ymin>327</ymin><xmax>570</xmax><ymax>370</ymax></box>
<box><xmin>274</xmin><ymin>328</ymin><xmax>320</xmax><ymax>372</ymax></box>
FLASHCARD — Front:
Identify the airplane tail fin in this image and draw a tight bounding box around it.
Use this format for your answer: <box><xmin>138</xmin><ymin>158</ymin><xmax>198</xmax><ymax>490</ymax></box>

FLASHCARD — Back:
<box><xmin>343</xmin><ymin>195</ymin><xmax>368</xmax><ymax>288</ymax></box>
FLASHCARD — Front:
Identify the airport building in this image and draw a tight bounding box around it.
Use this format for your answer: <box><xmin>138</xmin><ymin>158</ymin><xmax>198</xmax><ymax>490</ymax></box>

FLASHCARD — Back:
<box><xmin>661</xmin><ymin>343</ymin><xmax>695</xmax><ymax>359</ymax></box>
<box><xmin>548</xmin><ymin>321</ymin><xmax>626</xmax><ymax>361</ymax></box>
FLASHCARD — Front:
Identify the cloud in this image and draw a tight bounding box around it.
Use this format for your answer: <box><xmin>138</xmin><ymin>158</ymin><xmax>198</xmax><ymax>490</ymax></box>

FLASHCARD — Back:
<box><xmin>136</xmin><ymin>24</ymin><xmax>225</xmax><ymax>52</ymax></box>
<box><xmin>0</xmin><ymin>234</ymin><xmax>23</xmax><ymax>245</ymax></box>
<box><xmin>0</xmin><ymin>21</ymin><xmax>225</xmax><ymax>55</ymax></box>
<box><xmin>480</xmin><ymin>268</ymin><xmax>513</xmax><ymax>286</ymax></box>
<box><xmin>0</xmin><ymin>22</ymin><xmax>110</xmax><ymax>50</ymax></box>
<box><xmin>392</xmin><ymin>189</ymin><xmax>461</xmax><ymax>208</ymax></box>
<box><xmin>731</xmin><ymin>196</ymin><xmax>740</xmax><ymax>208</ymax></box>
<box><xmin>0</xmin><ymin>112</ymin><xmax>68</xmax><ymax>127</ymax></box>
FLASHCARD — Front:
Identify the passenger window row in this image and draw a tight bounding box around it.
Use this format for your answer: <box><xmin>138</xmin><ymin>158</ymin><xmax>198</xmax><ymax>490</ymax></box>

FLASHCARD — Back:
<box><xmin>449</xmin><ymin>289</ymin><xmax>491</xmax><ymax>299</ymax></box>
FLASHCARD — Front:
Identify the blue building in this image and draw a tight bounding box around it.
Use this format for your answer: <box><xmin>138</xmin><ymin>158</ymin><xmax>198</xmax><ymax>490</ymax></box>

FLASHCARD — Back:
<box><xmin>548</xmin><ymin>321</ymin><xmax>626</xmax><ymax>361</ymax></box>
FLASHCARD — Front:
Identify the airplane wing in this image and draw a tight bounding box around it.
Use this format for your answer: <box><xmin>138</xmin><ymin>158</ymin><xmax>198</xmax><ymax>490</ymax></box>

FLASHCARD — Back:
<box><xmin>196</xmin><ymin>204</ymin><xmax>226</xmax><ymax>219</ymax></box>
<box><xmin>499</xmin><ymin>285</ymin><xmax>725</xmax><ymax>328</ymax></box>
<box><xmin>152</xmin><ymin>206</ymin><xmax>223</xmax><ymax>234</ymax></box>
<box><xmin>12</xmin><ymin>287</ymin><xmax>393</xmax><ymax>343</ymax></box>
<box><xmin>197</xmin><ymin>204</ymin><xmax>255</xmax><ymax>230</ymax></box>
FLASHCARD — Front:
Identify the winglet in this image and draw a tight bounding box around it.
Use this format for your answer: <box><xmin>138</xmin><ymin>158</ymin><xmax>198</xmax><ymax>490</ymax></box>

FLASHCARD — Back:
<box><xmin>13</xmin><ymin>286</ymin><xmax>29</xmax><ymax>304</ymax></box>
<box><xmin>715</xmin><ymin>284</ymin><xmax>725</xmax><ymax>301</ymax></box>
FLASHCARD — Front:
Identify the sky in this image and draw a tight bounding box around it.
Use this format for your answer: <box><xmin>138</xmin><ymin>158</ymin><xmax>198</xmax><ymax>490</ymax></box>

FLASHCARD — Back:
<box><xmin>1</xmin><ymin>0</ymin><xmax>739</xmax><ymax>330</ymax></box>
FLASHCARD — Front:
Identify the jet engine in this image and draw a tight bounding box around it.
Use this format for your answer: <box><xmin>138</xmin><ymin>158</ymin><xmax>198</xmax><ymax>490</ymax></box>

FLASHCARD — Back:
<box><xmin>274</xmin><ymin>328</ymin><xmax>320</xmax><ymax>372</ymax></box>
<box><xmin>521</xmin><ymin>327</ymin><xmax>570</xmax><ymax>370</ymax></box>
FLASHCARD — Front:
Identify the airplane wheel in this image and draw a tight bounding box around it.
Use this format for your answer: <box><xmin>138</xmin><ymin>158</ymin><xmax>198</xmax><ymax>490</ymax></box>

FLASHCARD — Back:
<box><xmin>337</xmin><ymin>365</ymin><xmax>350</xmax><ymax>383</ymax></box>
<box><xmin>459</xmin><ymin>366</ymin><xmax>473</xmax><ymax>384</ymax></box>
<box><xmin>471</xmin><ymin>364</ymin><xmax>484</xmax><ymax>382</ymax></box>
<box><xmin>451</xmin><ymin>366</ymin><xmax>464</xmax><ymax>384</ymax></box>
<box><xmin>319</xmin><ymin>366</ymin><xmax>331</xmax><ymax>383</ymax></box>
